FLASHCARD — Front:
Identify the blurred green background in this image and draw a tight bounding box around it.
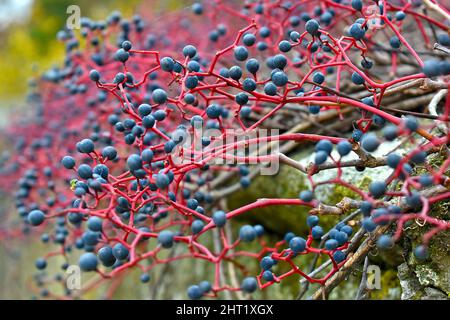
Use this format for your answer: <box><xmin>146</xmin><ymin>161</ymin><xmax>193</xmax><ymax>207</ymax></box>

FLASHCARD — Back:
<box><xmin>0</xmin><ymin>0</ymin><xmax>187</xmax><ymax>111</ymax></box>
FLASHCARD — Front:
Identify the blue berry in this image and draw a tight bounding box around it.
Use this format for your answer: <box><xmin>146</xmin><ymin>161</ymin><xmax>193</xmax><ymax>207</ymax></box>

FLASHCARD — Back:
<box><xmin>369</xmin><ymin>181</ymin><xmax>387</xmax><ymax>198</ymax></box>
<box><xmin>337</xmin><ymin>140</ymin><xmax>352</xmax><ymax>156</ymax></box>
<box><xmin>361</xmin><ymin>133</ymin><xmax>379</xmax><ymax>152</ymax></box>
<box><xmin>242</xmin><ymin>78</ymin><xmax>257</xmax><ymax>92</ymax></box>
<box><xmin>191</xmin><ymin>220</ymin><xmax>205</xmax><ymax>234</ymax></box>
<box><xmin>306</xmin><ymin>215</ymin><xmax>319</xmax><ymax>228</ymax></box>
<box><xmin>182</xmin><ymin>45</ymin><xmax>197</xmax><ymax>58</ymax></box>
<box><xmin>289</xmin><ymin>236</ymin><xmax>306</xmax><ymax>253</ymax></box>
<box><xmin>273</xmin><ymin>54</ymin><xmax>287</xmax><ymax>69</ymax></box>
<box><xmin>112</xmin><ymin>243</ymin><xmax>129</xmax><ymax>260</ymax></box>
<box><xmin>246</xmin><ymin>58</ymin><xmax>259</xmax><ymax>74</ymax></box>
<box><xmin>115</xmin><ymin>48</ymin><xmax>129</xmax><ymax>62</ymax></box>
<box><xmin>362</xmin><ymin>217</ymin><xmax>377</xmax><ymax>232</ymax></box>
<box><xmin>278</xmin><ymin>40</ymin><xmax>292</xmax><ymax>52</ymax></box>
<box><xmin>254</xmin><ymin>225</ymin><xmax>264</xmax><ymax>237</ymax></box>
<box><xmin>234</xmin><ymin>46</ymin><xmax>248</xmax><ymax>61</ymax></box>
<box><xmin>305</xmin><ymin>19</ymin><xmax>320</xmax><ymax>35</ymax></box>
<box><xmin>206</xmin><ymin>104</ymin><xmax>221</xmax><ymax>119</ymax></box>
<box><xmin>404</xmin><ymin>116</ymin><xmax>418</xmax><ymax>131</ymax></box>
<box><xmin>315</xmin><ymin>139</ymin><xmax>333</xmax><ymax>154</ymax></box>
<box><xmin>192</xmin><ymin>2</ymin><xmax>203</xmax><ymax>14</ymax></box>
<box><xmin>419</xmin><ymin>175</ymin><xmax>433</xmax><ymax>187</ymax></box>
<box><xmin>271</xmin><ymin>71</ymin><xmax>288</xmax><ymax>87</ymax></box>
<box><xmin>437</xmin><ymin>33</ymin><xmax>450</xmax><ymax>46</ymax></box>
<box><xmin>396</xmin><ymin>11</ymin><xmax>406</xmax><ymax>21</ymax></box>
<box><xmin>199</xmin><ymin>281</ymin><xmax>212</xmax><ymax>293</ymax></box>
<box><xmin>352</xmin><ymin>129</ymin><xmax>363</xmax><ymax>141</ymax></box>
<box><xmin>315</xmin><ymin>150</ymin><xmax>328</xmax><ymax>164</ymax></box>
<box><xmin>262</xmin><ymin>270</ymin><xmax>274</xmax><ymax>281</ymax></box>
<box><xmin>239</xmin><ymin>225</ymin><xmax>256</xmax><ymax>242</ymax></box>
<box><xmin>387</xmin><ymin>153</ymin><xmax>402</xmax><ymax>169</ymax></box>
<box><xmin>28</xmin><ymin>210</ymin><xmax>45</xmax><ymax>226</ymax></box>
<box><xmin>87</xmin><ymin>216</ymin><xmax>103</xmax><ymax>232</ymax></box>
<box><xmin>127</xmin><ymin>154</ymin><xmax>142</xmax><ymax>171</ymax></box>
<box><xmin>311</xmin><ymin>226</ymin><xmax>324</xmax><ymax>239</ymax></box>
<box><xmin>349</xmin><ymin>23</ymin><xmax>365</xmax><ymax>40</ymax></box>
<box><xmin>299</xmin><ymin>190</ymin><xmax>314</xmax><ymax>202</ymax></box>
<box><xmin>260</xmin><ymin>256</ymin><xmax>274</xmax><ymax>270</ymax></box>
<box><xmin>333</xmin><ymin>250</ymin><xmax>346</xmax><ymax>263</ymax></box>
<box><xmin>152</xmin><ymin>88</ymin><xmax>168</xmax><ymax>104</ymax></box>
<box><xmin>383</xmin><ymin>125</ymin><xmax>398</xmax><ymax>141</ymax></box>
<box><xmin>236</xmin><ymin>92</ymin><xmax>249</xmax><ymax>106</ymax></box>
<box><xmin>61</xmin><ymin>156</ymin><xmax>76</xmax><ymax>169</ymax></box>
<box><xmin>414</xmin><ymin>245</ymin><xmax>429</xmax><ymax>261</ymax></box>
<box><xmin>351</xmin><ymin>72</ymin><xmax>364</xmax><ymax>85</ymax></box>
<box><xmin>187</xmin><ymin>285</ymin><xmax>203</xmax><ymax>299</ymax></box>
<box><xmin>264</xmin><ymin>82</ymin><xmax>277</xmax><ymax>95</ymax></box>
<box><xmin>312</xmin><ymin>72</ymin><xmax>325</xmax><ymax>84</ymax></box>
<box><xmin>389</xmin><ymin>36</ymin><xmax>401</xmax><ymax>49</ymax></box>
<box><xmin>140</xmin><ymin>274</ymin><xmax>150</xmax><ymax>283</ymax></box>
<box><xmin>35</xmin><ymin>258</ymin><xmax>47</xmax><ymax>270</ymax></box>
<box><xmin>158</xmin><ymin>230</ymin><xmax>174</xmax><ymax>248</ymax></box>
<box><xmin>243</xmin><ymin>34</ymin><xmax>256</xmax><ymax>46</ymax></box>
<box><xmin>78</xmin><ymin>138</ymin><xmax>95</xmax><ymax>153</ymax></box>
<box><xmin>229</xmin><ymin>65</ymin><xmax>242</xmax><ymax>80</ymax></box>
<box><xmin>325</xmin><ymin>239</ymin><xmax>339</xmax><ymax>250</ymax></box>
<box><xmin>155</xmin><ymin>172</ymin><xmax>170</xmax><ymax>189</ymax></box>
<box><xmin>241</xmin><ymin>277</ymin><xmax>257</xmax><ymax>293</ymax></box>
<box><xmin>141</xmin><ymin>149</ymin><xmax>154</xmax><ymax>162</ymax></box>
<box><xmin>79</xmin><ymin>252</ymin><xmax>98</xmax><ymax>271</ymax></box>
<box><xmin>160</xmin><ymin>57</ymin><xmax>174</xmax><ymax>72</ymax></box>
<box><xmin>351</xmin><ymin>0</ymin><xmax>363</xmax><ymax>10</ymax></box>
<box><xmin>377</xmin><ymin>235</ymin><xmax>393</xmax><ymax>249</ymax></box>
<box><xmin>213</xmin><ymin>210</ymin><xmax>227</xmax><ymax>227</ymax></box>
<box><xmin>98</xmin><ymin>246</ymin><xmax>116</xmax><ymax>267</ymax></box>
<box><xmin>89</xmin><ymin>69</ymin><xmax>100</xmax><ymax>82</ymax></box>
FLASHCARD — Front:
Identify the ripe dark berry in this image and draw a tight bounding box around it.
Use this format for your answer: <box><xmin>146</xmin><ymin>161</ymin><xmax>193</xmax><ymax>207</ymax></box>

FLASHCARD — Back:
<box><xmin>239</xmin><ymin>225</ymin><xmax>256</xmax><ymax>242</ymax></box>
<box><xmin>351</xmin><ymin>0</ymin><xmax>363</xmax><ymax>10</ymax></box>
<box><xmin>61</xmin><ymin>156</ymin><xmax>76</xmax><ymax>169</ymax></box>
<box><xmin>361</xmin><ymin>133</ymin><xmax>379</xmax><ymax>152</ymax></box>
<box><xmin>243</xmin><ymin>34</ymin><xmax>256</xmax><ymax>46</ymax></box>
<box><xmin>369</xmin><ymin>181</ymin><xmax>387</xmax><ymax>198</ymax></box>
<box><xmin>212</xmin><ymin>210</ymin><xmax>227</xmax><ymax>227</ymax></box>
<box><xmin>77</xmin><ymin>138</ymin><xmax>95</xmax><ymax>153</ymax></box>
<box><xmin>299</xmin><ymin>190</ymin><xmax>314</xmax><ymax>202</ymax></box>
<box><xmin>115</xmin><ymin>48</ymin><xmax>129</xmax><ymax>62</ymax></box>
<box><xmin>337</xmin><ymin>140</ymin><xmax>352</xmax><ymax>156</ymax></box>
<box><xmin>158</xmin><ymin>230</ymin><xmax>174</xmax><ymax>248</ymax></box>
<box><xmin>241</xmin><ymin>277</ymin><xmax>257</xmax><ymax>293</ymax></box>
<box><xmin>89</xmin><ymin>69</ymin><xmax>100</xmax><ymax>82</ymax></box>
<box><xmin>278</xmin><ymin>40</ymin><xmax>292</xmax><ymax>52</ymax></box>
<box><xmin>35</xmin><ymin>258</ymin><xmax>47</xmax><ymax>270</ymax></box>
<box><xmin>160</xmin><ymin>57</ymin><xmax>174</xmax><ymax>72</ymax></box>
<box><xmin>87</xmin><ymin>216</ymin><xmax>103</xmax><ymax>232</ymax></box>
<box><xmin>349</xmin><ymin>23</ymin><xmax>365</xmax><ymax>40</ymax></box>
<box><xmin>187</xmin><ymin>285</ymin><xmax>203</xmax><ymax>299</ymax></box>
<box><xmin>289</xmin><ymin>236</ymin><xmax>306</xmax><ymax>253</ymax></box>
<box><xmin>414</xmin><ymin>245</ymin><xmax>429</xmax><ymax>261</ymax></box>
<box><xmin>191</xmin><ymin>220</ymin><xmax>204</xmax><ymax>234</ymax></box>
<box><xmin>377</xmin><ymin>235</ymin><xmax>393</xmax><ymax>249</ymax></box>
<box><xmin>305</xmin><ymin>19</ymin><xmax>320</xmax><ymax>35</ymax></box>
<box><xmin>234</xmin><ymin>46</ymin><xmax>248</xmax><ymax>61</ymax></box>
<box><xmin>351</xmin><ymin>72</ymin><xmax>364</xmax><ymax>85</ymax></box>
<box><xmin>306</xmin><ymin>215</ymin><xmax>319</xmax><ymax>228</ymax></box>
<box><xmin>182</xmin><ymin>45</ymin><xmax>197</xmax><ymax>58</ymax></box>
<box><xmin>333</xmin><ymin>250</ymin><xmax>346</xmax><ymax>263</ymax></box>
<box><xmin>112</xmin><ymin>243</ymin><xmax>129</xmax><ymax>260</ymax></box>
<box><xmin>152</xmin><ymin>88</ymin><xmax>168</xmax><ymax>104</ymax></box>
<box><xmin>79</xmin><ymin>252</ymin><xmax>98</xmax><ymax>271</ymax></box>
<box><xmin>28</xmin><ymin>210</ymin><xmax>45</xmax><ymax>226</ymax></box>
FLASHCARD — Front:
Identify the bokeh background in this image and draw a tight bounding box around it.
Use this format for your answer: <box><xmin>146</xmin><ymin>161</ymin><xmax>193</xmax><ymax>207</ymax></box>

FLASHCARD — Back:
<box><xmin>0</xmin><ymin>0</ymin><xmax>447</xmax><ymax>300</ymax></box>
